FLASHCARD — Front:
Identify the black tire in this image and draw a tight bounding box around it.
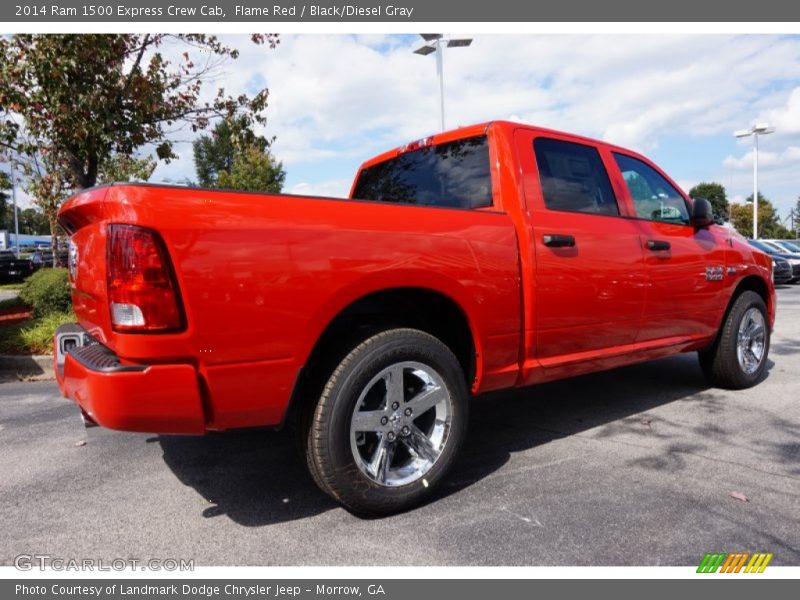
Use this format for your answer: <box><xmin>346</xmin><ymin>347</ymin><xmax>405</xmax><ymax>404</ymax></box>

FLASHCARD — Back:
<box><xmin>698</xmin><ymin>291</ymin><xmax>770</xmax><ymax>389</ymax></box>
<box><xmin>301</xmin><ymin>328</ymin><xmax>469</xmax><ymax>516</ymax></box>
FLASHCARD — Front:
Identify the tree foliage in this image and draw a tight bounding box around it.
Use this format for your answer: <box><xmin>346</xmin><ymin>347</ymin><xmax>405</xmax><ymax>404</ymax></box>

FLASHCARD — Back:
<box><xmin>688</xmin><ymin>181</ymin><xmax>729</xmax><ymax>222</ymax></box>
<box><xmin>2</xmin><ymin>206</ymin><xmax>49</xmax><ymax>235</ymax></box>
<box><xmin>216</xmin><ymin>145</ymin><xmax>286</xmax><ymax>193</ymax></box>
<box><xmin>0</xmin><ymin>34</ymin><xmax>279</xmax><ymax>191</ymax></box>
<box><xmin>193</xmin><ymin>116</ymin><xmax>285</xmax><ymax>193</ymax></box>
<box><xmin>729</xmin><ymin>193</ymin><xmax>793</xmax><ymax>239</ymax></box>
<box><xmin>97</xmin><ymin>154</ymin><xmax>157</xmax><ymax>184</ymax></box>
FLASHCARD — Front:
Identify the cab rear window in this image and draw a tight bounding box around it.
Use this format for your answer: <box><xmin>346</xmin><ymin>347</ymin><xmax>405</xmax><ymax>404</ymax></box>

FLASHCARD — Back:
<box><xmin>351</xmin><ymin>135</ymin><xmax>493</xmax><ymax>209</ymax></box>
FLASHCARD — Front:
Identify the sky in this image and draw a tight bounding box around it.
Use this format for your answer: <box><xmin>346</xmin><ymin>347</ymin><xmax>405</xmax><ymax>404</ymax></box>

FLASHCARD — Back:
<box><xmin>22</xmin><ymin>33</ymin><xmax>800</xmax><ymax>220</ymax></box>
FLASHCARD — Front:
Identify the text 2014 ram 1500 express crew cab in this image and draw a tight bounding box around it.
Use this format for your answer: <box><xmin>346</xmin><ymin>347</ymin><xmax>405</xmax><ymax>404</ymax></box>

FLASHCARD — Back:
<box><xmin>55</xmin><ymin>121</ymin><xmax>775</xmax><ymax>514</ymax></box>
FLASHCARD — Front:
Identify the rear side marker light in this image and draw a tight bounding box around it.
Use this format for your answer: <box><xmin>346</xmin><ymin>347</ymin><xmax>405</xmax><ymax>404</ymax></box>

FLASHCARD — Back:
<box><xmin>106</xmin><ymin>225</ymin><xmax>184</xmax><ymax>332</ymax></box>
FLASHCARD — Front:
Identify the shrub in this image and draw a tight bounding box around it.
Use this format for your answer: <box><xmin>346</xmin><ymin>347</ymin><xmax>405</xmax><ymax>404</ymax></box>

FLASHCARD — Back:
<box><xmin>19</xmin><ymin>268</ymin><xmax>72</xmax><ymax>315</ymax></box>
<box><xmin>19</xmin><ymin>311</ymin><xmax>75</xmax><ymax>354</ymax></box>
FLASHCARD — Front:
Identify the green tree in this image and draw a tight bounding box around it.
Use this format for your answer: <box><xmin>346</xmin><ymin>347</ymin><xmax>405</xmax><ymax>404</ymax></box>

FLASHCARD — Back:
<box><xmin>216</xmin><ymin>145</ymin><xmax>286</xmax><ymax>193</ymax></box>
<box><xmin>791</xmin><ymin>197</ymin><xmax>800</xmax><ymax>238</ymax></box>
<box><xmin>729</xmin><ymin>193</ymin><xmax>792</xmax><ymax>238</ymax></box>
<box><xmin>17</xmin><ymin>208</ymin><xmax>50</xmax><ymax>235</ymax></box>
<box><xmin>193</xmin><ymin>116</ymin><xmax>283</xmax><ymax>190</ymax></box>
<box><xmin>97</xmin><ymin>154</ymin><xmax>157</xmax><ymax>184</ymax></box>
<box><xmin>0</xmin><ymin>34</ymin><xmax>278</xmax><ymax>190</ymax></box>
<box><xmin>689</xmin><ymin>182</ymin><xmax>729</xmax><ymax>222</ymax></box>
<box><xmin>21</xmin><ymin>149</ymin><xmax>72</xmax><ymax>263</ymax></box>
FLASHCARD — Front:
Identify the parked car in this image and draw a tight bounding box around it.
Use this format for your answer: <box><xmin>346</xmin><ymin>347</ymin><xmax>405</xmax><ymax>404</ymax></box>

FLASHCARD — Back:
<box><xmin>30</xmin><ymin>249</ymin><xmax>69</xmax><ymax>269</ymax></box>
<box><xmin>764</xmin><ymin>240</ymin><xmax>800</xmax><ymax>256</ymax></box>
<box><xmin>54</xmin><ymin>121</ymin><xmax>776</xmax><ymax>515</ymax></box>
<box><xmin>772</xmin><ymin>257</ymin><xmax>793</xmax><ymax>285</ymax></box>
<box><xmin>0</xmin><ymin>250</ymin><xmax>34</xmax><ymax>283</ymax></box>
<box><xmin>747</xmin><ymin>239</ymin><xmax>800</xmax><ymax>283</ymax></box>
<box><xmin>764</xmin><ymin>239</ymin><xmax>800</xmax><ymax>254</ymax></box>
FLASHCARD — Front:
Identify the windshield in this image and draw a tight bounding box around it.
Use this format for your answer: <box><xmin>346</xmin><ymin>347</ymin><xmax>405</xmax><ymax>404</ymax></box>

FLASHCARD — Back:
<box><xmin>748</xmin><ymin>239</ymin><xmax>777</xmax><ymax>254</ymax></box>
<box><xmin>351</xmin><ymin>135</ymin><xmax>493</xmax><ymax>209</ymax></box>
<box><xmin>773</xmin><ymin>240</ymin><xmax>800</xmax><ymax>253</ymax></box>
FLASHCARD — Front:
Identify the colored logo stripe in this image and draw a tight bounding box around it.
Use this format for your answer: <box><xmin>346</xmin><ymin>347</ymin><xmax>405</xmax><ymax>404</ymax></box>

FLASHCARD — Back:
<box><xmin>697</xmin><ymin>553</ymin><xmax>726</xmax><ymax>573</ymax></box>
<box><xmin>745</xmin><ymin>553</ymin><xmax>773</xmax><ymax>573</ymax></box>
<box><xmin>697</xmin><ymin>552</ymin><xmax>773</xmax><ymax>573</ymax></box>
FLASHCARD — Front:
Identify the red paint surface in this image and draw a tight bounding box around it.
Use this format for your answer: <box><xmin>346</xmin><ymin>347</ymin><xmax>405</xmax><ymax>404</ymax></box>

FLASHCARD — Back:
<box><xmin>55</xmin><ymin>121</ymin><xmax>776</xmax><ymax>433</ymax></box>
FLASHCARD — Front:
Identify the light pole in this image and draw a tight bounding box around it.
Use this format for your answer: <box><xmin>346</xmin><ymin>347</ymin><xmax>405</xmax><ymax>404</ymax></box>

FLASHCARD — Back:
<box><xmin>0</xmin><ymin>152</ymin><xmax>21</xmax><ymax>257</ymax></box>
<box><xmin>413</xmin><ymin>34</ymin><xmax>473</xmax><ymax>132</ymax></box>
<box><xmin>734</xmin><ymin>123</ymin><xmax>775</xmax><ymax>240</ymax></box>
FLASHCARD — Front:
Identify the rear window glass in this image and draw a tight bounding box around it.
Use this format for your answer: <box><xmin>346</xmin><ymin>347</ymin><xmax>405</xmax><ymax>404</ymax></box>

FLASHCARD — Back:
<box><xmin>351</xmin><ymin>135</ymin><xmax>493</xmax><ymax>209</ymax></box>
<box><xmin>533</xmin><ymin>137</ymin><xmax>619</xmax><ymax>216</ymax></box>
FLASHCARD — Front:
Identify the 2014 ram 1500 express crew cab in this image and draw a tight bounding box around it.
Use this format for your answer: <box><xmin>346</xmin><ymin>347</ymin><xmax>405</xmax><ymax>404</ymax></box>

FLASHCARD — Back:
<box><xmin>55</xmin><ymin>121</ymin><xmax>775</xmax><ymax>514</ymax></box>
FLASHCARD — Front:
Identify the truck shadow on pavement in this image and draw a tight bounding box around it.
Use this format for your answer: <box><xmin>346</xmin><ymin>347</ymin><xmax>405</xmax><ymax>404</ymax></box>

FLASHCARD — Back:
<box><xmin>156</xmin><ymin>353</ymin><xmax>773</xmax><ymax>525</ymax></box>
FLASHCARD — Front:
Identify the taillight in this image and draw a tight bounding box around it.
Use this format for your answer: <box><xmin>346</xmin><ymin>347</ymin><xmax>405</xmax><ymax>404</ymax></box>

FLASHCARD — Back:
<box><xmin>106</xmin><ymin>224</ymin><xmax>184</xmax><ymax>332</ymax></box>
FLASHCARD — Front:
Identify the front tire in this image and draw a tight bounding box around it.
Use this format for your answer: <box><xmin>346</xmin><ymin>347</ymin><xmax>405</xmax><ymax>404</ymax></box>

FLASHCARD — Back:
<box><xmin>699</xmin><ymin>291</ymin><xmax>770</xmax><ymax>389</ymax></box>
<box><xmin>302</xmin><ymin>328</ymin><xmax>469</xmax><ymax>516</ymax></box>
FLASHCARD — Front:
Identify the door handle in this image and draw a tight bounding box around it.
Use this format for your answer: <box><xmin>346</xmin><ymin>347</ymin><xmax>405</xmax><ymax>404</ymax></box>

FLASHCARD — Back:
<box><xmin>646</xmin><ymin>240</ymin><xmax>671</xmax><ymax>251</ymax></box>
<box><xmin>543</xmin><ymin>234</ymin><xmax>576</xmax><ymax>248</ymax></box>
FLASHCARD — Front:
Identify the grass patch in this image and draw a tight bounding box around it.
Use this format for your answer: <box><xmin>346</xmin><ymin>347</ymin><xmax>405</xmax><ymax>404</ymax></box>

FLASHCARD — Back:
<box><xmin>0</xmin><ymin>311</ymin><xmax>73</xmax><ymax>355</ymax></box>
<box><xmin>0</xmin><ymin>282</ymin><xmax>23</xmax><ymax>291</ymax></box>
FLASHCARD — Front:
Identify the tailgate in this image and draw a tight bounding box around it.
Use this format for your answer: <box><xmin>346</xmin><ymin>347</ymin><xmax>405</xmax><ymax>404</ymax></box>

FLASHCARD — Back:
<box><xmin>58</xmin><ymin>186</ymin><xmax>113</xmax><ymax>342</ymax></box>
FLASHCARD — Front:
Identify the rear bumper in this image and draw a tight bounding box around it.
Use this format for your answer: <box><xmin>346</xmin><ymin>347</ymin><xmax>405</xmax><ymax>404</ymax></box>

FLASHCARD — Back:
<box><xmin>55</xmin><ymin>324</ymin><xmax>206</xmax><ymax>434</ymax></box>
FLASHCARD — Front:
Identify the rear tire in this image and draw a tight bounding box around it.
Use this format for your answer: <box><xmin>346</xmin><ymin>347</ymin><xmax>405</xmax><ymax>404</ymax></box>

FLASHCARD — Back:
<box><xmin>699</xmin><ymin>291</ymin><xmax>770</xmax><ymax>390</ymax></box>
<box><xmin>301</xmin><ymin>328</ymin><xmax>469</xmax><ymax>516</ymax></box>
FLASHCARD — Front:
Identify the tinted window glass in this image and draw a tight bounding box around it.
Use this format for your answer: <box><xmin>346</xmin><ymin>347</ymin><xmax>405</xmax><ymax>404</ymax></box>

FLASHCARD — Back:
<box><xmin>533</xmin><ymin>138</ymin><xmax>619</xmax><ymax>216</ymax></box>
<box><xmin>352</xmin><ymin>135</ymin><xmax>492</xmax><ymax>209</ymax></box>
<box><xmin>614</xmin><ymin>153</ymin><xmax>690</xmax><ymax>225</ymax></box>
<box><xmin>748</xmin><ymin>239</ymin><xmax>777</xmax><ymax>254</ymax></box>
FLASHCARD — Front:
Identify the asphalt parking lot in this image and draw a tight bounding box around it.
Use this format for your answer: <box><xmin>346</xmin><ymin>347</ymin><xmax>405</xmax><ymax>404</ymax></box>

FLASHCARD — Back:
<box><xmin>1</xmin><ymin>287</ymin><xmax>798</xmax><ymax>567</ymax></box>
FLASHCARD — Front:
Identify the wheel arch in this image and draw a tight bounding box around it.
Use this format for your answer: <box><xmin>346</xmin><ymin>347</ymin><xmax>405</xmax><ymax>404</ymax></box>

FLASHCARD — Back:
<box><xmin>729</xmin><ymin>275</ymin><xmax>772</xmax><ymax>323</ymax></box>
<box><xmin>285</xmin><ymin>285</ymin><xmax>480</xmax><ymax>428</ymax></box>
<box><xmin>706</xmin><ymin>274</ymin><xmax>773</xmax><ymax>351</ymax></box>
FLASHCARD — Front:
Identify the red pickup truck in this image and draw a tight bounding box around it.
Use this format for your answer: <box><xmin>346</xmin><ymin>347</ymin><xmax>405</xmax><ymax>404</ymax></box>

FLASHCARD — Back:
<box><xmin>55</xmin><ymin>121</ymin><xmax>775</xmax><ymax>515</ymax></box>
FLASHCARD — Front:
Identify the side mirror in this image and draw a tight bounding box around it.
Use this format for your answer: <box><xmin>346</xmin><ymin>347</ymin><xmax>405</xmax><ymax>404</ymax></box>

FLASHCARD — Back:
<box><xmin>691</xmin><ymin>197</ymin><xmax>714</xmax><ymax>229</ymax></box>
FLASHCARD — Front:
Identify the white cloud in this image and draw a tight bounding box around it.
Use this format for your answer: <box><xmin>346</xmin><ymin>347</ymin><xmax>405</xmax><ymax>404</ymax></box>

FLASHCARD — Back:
<box><xmin>753</xmin><ymin>84</ymin><xmax>800</xmax><ymax>138</ymax></box>
<box><xmin>208</xmin><ymin>34</ymin><xmax>800</xmax><ymax>157</ymax></box>
<box><xmin>723</xmin><ymin>146</ymin><xmax>800</xmax><ymax>169</ymax></box>
<box><xmin>289</xmin><ymin>178</ymin><xmax>352</xmax><ymax>198</ymax></box>
<box><xmin>146</xmin><ymin>34</ymin><xmax>800</xmax><ymax>212</ymax></box>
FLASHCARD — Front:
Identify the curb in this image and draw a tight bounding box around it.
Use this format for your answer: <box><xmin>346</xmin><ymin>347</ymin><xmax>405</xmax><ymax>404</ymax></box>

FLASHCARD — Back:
<box><xmin>0</xmin><ymin>354</ymin><xmax>54</xmax><ymax>380</ymax></box>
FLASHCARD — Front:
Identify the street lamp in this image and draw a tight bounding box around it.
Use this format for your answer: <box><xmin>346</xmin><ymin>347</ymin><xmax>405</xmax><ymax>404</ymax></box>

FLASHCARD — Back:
<box><xmin>734</xmin><ymin>122</ymin><xmax>775</xmax><ymax>240</ymax></box>
<box><xmin>413</xmin><ymin>34</ymin><xmax>473</xmax><ymax>132</ymax></box>
<box><xmin>0</xmin><ymin>152</ymin><xmax>20</xmax><ymax>258</ymax></box>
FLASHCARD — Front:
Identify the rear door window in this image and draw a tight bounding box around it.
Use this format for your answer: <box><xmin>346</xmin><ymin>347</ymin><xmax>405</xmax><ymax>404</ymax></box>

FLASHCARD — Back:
<box><xmin>533</xmin><ymin>137</ymin><xmax>620</xmax><ymax>216</ymax></box>
<box><xmin>351</xmin><ymin>135</ymin><xmax>492</xmax><ymax>209</ymax></box>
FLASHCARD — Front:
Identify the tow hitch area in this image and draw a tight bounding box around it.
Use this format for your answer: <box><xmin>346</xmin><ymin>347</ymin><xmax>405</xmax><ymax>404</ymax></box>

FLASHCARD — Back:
<box><xmin>55</xmin><ymin>323</ymin><xmax>95</xmax><ymax>375</ymax></box>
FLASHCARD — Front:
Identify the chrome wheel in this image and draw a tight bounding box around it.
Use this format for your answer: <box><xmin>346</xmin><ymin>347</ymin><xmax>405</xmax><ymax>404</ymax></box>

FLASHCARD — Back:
<box><xmin>349</xmin><ymin>361</ymin><xmax>452</xmax><ymax>487</ymax></box>
<box><xmin>736</xmin><ymin>307</ymin><xmax>766</xmax><ymax>375</ymax></box>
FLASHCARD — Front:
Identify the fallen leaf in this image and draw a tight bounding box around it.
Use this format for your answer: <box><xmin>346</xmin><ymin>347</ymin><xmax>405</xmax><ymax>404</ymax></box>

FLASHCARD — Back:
<box><xmin>730</xmin><ymin>491</ymin><xmax>749</xmax><ymax>502</ymax></box>
<box><xmin>74</xmin><ymin>440</ymin><xmax>86</xmax><ymax>447</ymax></box>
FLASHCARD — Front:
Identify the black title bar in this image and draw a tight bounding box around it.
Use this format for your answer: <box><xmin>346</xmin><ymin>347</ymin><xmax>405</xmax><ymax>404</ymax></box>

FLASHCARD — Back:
<box><xmin>3</xmin><ymin>0</ymin><xmax>800</xmax><ymax>22</ymax></box>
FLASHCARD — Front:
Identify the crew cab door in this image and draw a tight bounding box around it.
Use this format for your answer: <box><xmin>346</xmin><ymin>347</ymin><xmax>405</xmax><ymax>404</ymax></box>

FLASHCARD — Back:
<box><xmin>514</xmin><ymin>131</ymin><xmax>647</xmax><ymax>371</ymax></box>
<box><xmin>610</xmin><ymin>152</ymin><xmax>728</xmax><ymax>342</ymax></box>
